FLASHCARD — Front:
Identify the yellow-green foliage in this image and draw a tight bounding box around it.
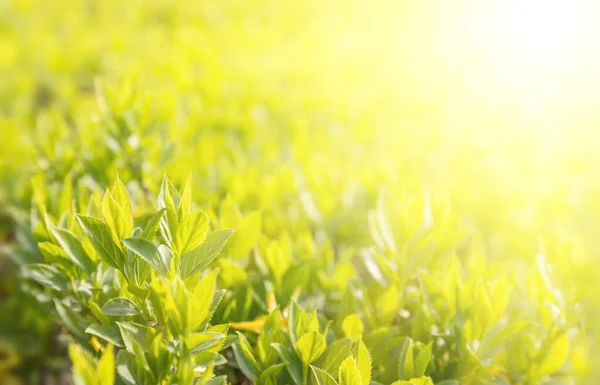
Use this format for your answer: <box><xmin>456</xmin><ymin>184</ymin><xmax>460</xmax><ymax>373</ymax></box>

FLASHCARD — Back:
<box><xmin>0</xmin><ymin>0</ymin><xmax>599</xmax><ymax>384</ymax></box>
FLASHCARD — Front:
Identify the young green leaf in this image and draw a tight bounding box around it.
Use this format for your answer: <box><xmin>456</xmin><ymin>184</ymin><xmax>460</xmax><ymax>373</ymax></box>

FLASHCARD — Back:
<box><xmin>52</xmin><ymin>228</ymin><xmax>95</xmax><ymax>273</ymax></box>
<box><xmin>414</xmin><ymin>342</ymin><xmax>432</xmax><ymax>377</ymax></box>
<box><xmin>342</xmin><ymin>314</ymin><xmax>364</xmax><ymax>341</ymax></box>
<box><xmin>69</xmin><ymin>344</ymin><xmax>96</xmax><ymax>385</ymax></box>
<box><xmin>55</xmin><ymin>300</ymin><xmax>91</xmax><ymax>340</ymax></box>
<box><xmin>102</xmin><ymin>297</ymin><xmax>140</xmax><ymax>316</ymax></box>
<box><xmin>226</xmin><ymin>211</ymin><xmax>262</xmax><ymax>260</ymax></box>
<box><xmin>188</xmin><ymin>332</ymin><xmax>226</xmax><ymax>355</ymax></box>
<box><xmin>398</xmin><ymin>337</ymin><xmax>414</xmax><ymax>380</ymax></box>
<box><xmin>85</xmin><ymin>324</ymin><xmax>124</xmax><ymax>347</ymax></box>
<box><xmin>339</xmin><ymin>357</ymin><xmax>362</xmax><ymax>385</ymax></box>
<box><xmin>178</xmin><ymin>229</ymin><xmax>233</xmax><ymax>279</ymax></box>
<box><xmin>122</xmin><ymin>237</ymin><xmax>166</xmax><ymax>274</ymax></box>
<box><xmin>76</xmin><ymin>215</ymin><xmax>123</xmax><ymax>271</ymax></box>
<box><xmin>353</xmin><ymin>340</ymin><xmax>371</xmax><ymax>385</ymax></box>
<box><xmin>314</xmin><ymin>338</ymin><xmax>353</xmax><ymax>376</ymax></box>
<box><xmin>233</xmin><ymin>332</ymin><xmax>261</xmax><ymax>379</ymax></box>
<box><xmin>140</xmin><ymin>208</ymin><xmax>165</xmax><ymax>240</ymax></box>
<box><xmin>312</xmin><ymin>366</ymin><xmax>339</xmax><ymax>385</ymax></box>
<box><xmin>97</xmin><ymin>343</ymin><xmax>115</xmax><ymax>385</ymax></box>
<box><xmin>173</xmin><ymin>210</ymin><xmax>209</xmax><ymax>256</ymax></box>
<box><xmin>22</xmin><ymin>264</ymin><xmax>69</xmax><ymax>291</ymax></box>
<box><xmin>390</xmin><ymin>377</ymin><xmax>433</xmax><ymax>385</ymax></box>
<box><xmin>296</xmin><ymin>331</ymin><xmax>326</xmax><ymax>364</ymax></box>
<box><xmin>102</xmin><ymin>189</ymin><xmax>133</xmax><ymax>244</ymax></box>
<box><xmin>272</xmin><ymin>343</ymin><xmax>304</xmax><ymax>385</ymax></box>
<box><xmin>535</xmin><ymin>330</ymin><xmax>569</xmax><ymax>377</ymax></box>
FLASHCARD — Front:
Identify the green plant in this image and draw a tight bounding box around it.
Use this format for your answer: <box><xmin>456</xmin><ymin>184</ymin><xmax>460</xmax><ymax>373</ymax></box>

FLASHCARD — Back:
<box><xmin>1</xmin><ymin>1</ymin><xmax>599</xmax><ymax>384</ymax></box>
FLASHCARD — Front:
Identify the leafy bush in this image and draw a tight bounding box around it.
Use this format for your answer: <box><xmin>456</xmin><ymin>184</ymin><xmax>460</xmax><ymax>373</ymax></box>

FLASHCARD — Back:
<box><xmin>1</xmin><ymin>1</ymin><xmax>599</xmax><ymax>385</ymax></box>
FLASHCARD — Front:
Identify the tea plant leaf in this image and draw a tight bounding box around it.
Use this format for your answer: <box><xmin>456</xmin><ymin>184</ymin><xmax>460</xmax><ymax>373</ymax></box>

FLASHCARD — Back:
<box><xmin>339</xmin><ymin>357</ymin><xmax>362</xmax><ymax>385</ymax></box>
<box><xmin>296</xmin><ymin>331</ymin><xmax>326</xmax><ymax>364</ymax></box>
<box><xmin>536</xmin><ymin>330</ymin><xmax>569</xmax><ymax>377</ymax></box>
<box><xmin>414</xmin><ymin>342</ymin><xmax>432</xmax><ymax>377</ymax></box>
<box><xmin>97</xmin><ymin>343</ymin><xmax>115</xmax><ymax>385</ymax></box>
<box><xmin>272</xmin><ymin>343</ymin><xmax>304</xmax><ymax>385</ymax></box>
<box><xmin>259</xmin><ymin>363</ymin><xmax>287</xmax><ymax>385</ymax></box>
<box><xmin>353</xmin><ymin>340</ymin><xmax>371</xmax><ymax>385</ymax></box>
<box><xmin>173</xmin><ymin>210</ymin><xmax>209</xmax><ymax>256</ymax></box>
<box><xmin>398</xmin><ymin>337</ymin><xmax>414</xmax><ymax>380</ymax></box>
<box><xmin>178</xmin><ymin>229</ymin><xmax>233</xmax><ymax>279</ymax></box>
<box><xmin>188</xmin><ymin>332</ymin><xmax>226</xmax><ymax>355</ymax></box>
<box><xmin>315</xmin><ymin>338</ymin><xmax>353</xmax><ymax>376</ymax></box>
<box><xmin>22</xmin><ymin>264</ymin><xmax>69</xmax><ymax>291</ymax></box>
<box><xmin>311</xmin><ymin>366</ymin><xmax>339</xmax><ymax>385</ymax></box>
<box><xmin>226</xmin><ymin>211</ymin><xmax>262</xmax><ymax>260</ymax></box>
<box><xmin>76</xmin><ymin>215</ymin><xmax>124</xmax><ymax>271</ymax></box>
<box><xmin>122</xmin><ymin>237</ymin><xmax>166</xmax><ymax>274</ymax></box>
<box><xmin>102</xmin><ymin>297</ymin><xmax>140</xmax><ymax>316</ymax></box>
<box><xmin>342</xmin><ymin>314</ymin><xmax>364</xmax><ymax>341</ymax></box>
<box><xmin>85</xmin><ymin>323</ymin><xmax>124</xmax><ymax>347</ymax></box>
<box><xmin>55</xmin><ymin>300</ymin><xmax>91</xmax><ymax>340</ymax></box>
<box><xmin>140</xmin><ymin>209</ymin><xmax>165</xmax><ymax>240</ymax></box>
<box><xmin>233</xmin><ymin>332</ymin><xmax>261</xmax><ymax>379</ymax></box>
<box><xmin>52</xmin><ymin>228</ymin><xmax>95</xmax><ymax>273</ymax></box>
<box><xmin>102</xmin><ymin>188</ymin><xmax>133</xmax><ymax>244</ymax></box>
<box><xmin>69</xmin><ymin>344</ymin><xmax>95</xmax><ymax>385</ymax></box>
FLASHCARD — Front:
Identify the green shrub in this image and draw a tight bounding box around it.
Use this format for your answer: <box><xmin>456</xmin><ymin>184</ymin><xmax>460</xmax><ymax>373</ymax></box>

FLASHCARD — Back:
<box><xmin>1</xmin><ymin>1</ymin><xmax>599</xmax><ymax>384</ymax></box>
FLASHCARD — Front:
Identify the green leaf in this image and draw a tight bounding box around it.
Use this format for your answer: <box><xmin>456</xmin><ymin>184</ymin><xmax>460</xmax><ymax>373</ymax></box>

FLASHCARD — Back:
<box><xmin>77</xmin><ymin>215</ymin><xmax>123</xmax><ymax>271</ymax></box>
<box><xmin>122</xmin><ymin>237</ymin><xmax>166</xmax><ymax>274</ymax></box>
<box><xmin>140</xmin><ymin>209</ymin><xmax>165</xmax><ymax>240</ymax></box>
<box><xmin>390</xmin><ymin>377</ymin><xmax>433</xmax><ymax>385</ymax></box>
<box><xmin>288</xmin><ymin>301</ymin><xmax>309</xmax><ymax>347</ymax></box>
<box><xmin>112</xmin><ymin>176</ymin><xmax>132</xmax><ymax>220</ymax></box>
<box><xmin>52</xmin><ymin>228</ymin><xmax>95</xmax><ymax>273</ymax></box>
<box><xmin>311</xmin><ymin>366</ymin><xmax>339</xmax><ymax>385</ymax></box>
<box><xmin>102</xmin><ymin>297</ymin><xmax>140</xmax><ymax>316</ymax></box>
<box><xmin>117</xmin><ymin>322</ymin><xmax>155</xmax><ymax>353</ymax></box>
<box><xmin>296</xmin><ymin>331</ymin><xmax>326</xmax><ymax>364</ymax></box>
<box><xmin>398</xmin><ymin>337</ymin><xmax>414</xmax><ymax>380</ymax></box>
<box><xmin>375</xmin><ymin>189</ymin><xmax>397</xmax><ymax>253</ymax></box>
<box><xmin>55</xmin><ymin>300</ymin><xmax>91</xmax><ymax>340</ymax></box>
<box><xmin>272</xmin><ymin>343</ymin><xmax>304</xmax><ymax>385</ymax></box>
<box><xmin>353</xmin><ymin>340</ymin><xmax>371</xmax><ymax>385</ymax></box>
<box><xmin>69</xmin><ymin>344</ymin><xmax>96</xmax><ymax>385</ymax></box>
<box><xmin>173</xmin><ymin>210</ymin><xmax>209</xmax><ymax>256</ymax></box>
<box><xmin>219</xmin><ymin>195</ymin><xmax>242</xmax><ymax>228</ymax></box>
<box><xmin>189</xmin><ymin>271</ymin><xmax>218</xmax><ymax>330</ymax></box>
<box><xmin>414</xmin><ymin>342</ymin><xmax>432</xmax><ymax>377</ymax></box>
<box><xmin>97</xmin><ymin>343</ymin><xmax>115</xmax><ymax>385</ymax></box>
<box><xmin>342</xmin><ymin>314</ymin><xmax>364</xmax><ymax>341</ymax></box>
<box><xmin>116</xmin><ymin>350</ymin><xmax>138</xmax><ymax>385</ymax></box>
<box><xmin>158</xmin><ymin>175</ymin><xmax>181</xmax><ymax>243</ymax></box>
<box><xmin>259</xmin><ymin>363</ymin><xmax>287</xmax><ymax>385</ymax></box>
<box><xmin>86</xmin><ymin>323</ymin><xmax>124</xmax><ymax>347</ymax></box>
<box><xmin>188</xmin><ymin>332</ymin><xmax>226</xmax><ymax>355</ymax></box>
<box><xmin>315</xmin><ymin>338</ymin><xmax>352</xmax><ymax>376</ymax></box>
<box><xmin>339</xmin><ymin>357</ymin><xmax>362</xmax><ymax>385</ymax></box>
<box><xmin>233</xmin><ymin>332</ymin><xmax>261</xmax><ymax>379</ymax></box>
<box><xmin>22</xmin><ymin>263</ymin><xmax>69</xmax><ymax>291</ymax></box>
<box><xmin>178</xmin><ymin>176</ymin><xmax>192</xmax><ymax>218</ymax></box>
<box><xmin>205</xmin><ymin>376</ymin><xmax>228</xmax><ymax>385</ymax></box>
<box><xmin>226</xmin><ymin>211</ymin><xmax>262</xmax><ymax>260</ymax></box>
<box><xmin>102</xmin><ymin>188</ymin><xmax>133</xmax><ymax>243</ymax></box>
<box><xmin>178</xmin><ymin>229</ymin><xmax>233</xmax><ymax>279</ymax></box>
<box><xmin>88</xmin><ymin>300</ymin><xmax>112</xmax><ymax>326</ymax></box>
<box><xmin>536</xmin><ymin>330</ymin><xmax>569</xmax><ymax>377</ymax></box>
